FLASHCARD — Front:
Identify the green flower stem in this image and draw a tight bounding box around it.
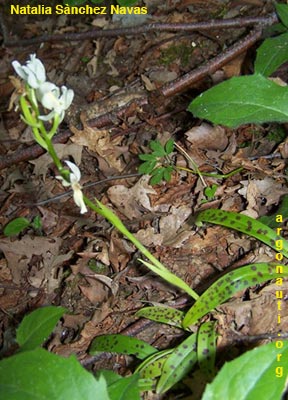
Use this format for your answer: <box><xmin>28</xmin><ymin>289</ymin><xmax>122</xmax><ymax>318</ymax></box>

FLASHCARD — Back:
<box><xmin>83</xmin><ymin>196</ymin><xmax>199</xmax><ymax>301</ymax></box>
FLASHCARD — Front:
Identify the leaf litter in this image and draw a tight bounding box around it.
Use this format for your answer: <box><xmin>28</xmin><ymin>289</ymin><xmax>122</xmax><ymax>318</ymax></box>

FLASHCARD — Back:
<box><xmin>0</xmin><ymin>1</ymin><xmax>288</xmax><ymax>397</ymax></box>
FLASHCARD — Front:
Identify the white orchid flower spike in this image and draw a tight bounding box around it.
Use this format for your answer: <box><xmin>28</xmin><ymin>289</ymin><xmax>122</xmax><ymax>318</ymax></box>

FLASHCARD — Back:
<box><xmin>12</xmin><ymin>54</ymin><xmax>46</xmax><ymax>89</ymax></box>
<box><xmin>57</xmin><ymin>161</ymin><xmax>87</xmax><ymax>214</ymax></box>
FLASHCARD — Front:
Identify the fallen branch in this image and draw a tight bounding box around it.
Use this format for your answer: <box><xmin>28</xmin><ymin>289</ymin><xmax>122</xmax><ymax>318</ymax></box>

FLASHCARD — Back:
<box><xmin>3</xmin><ymin>13</ymin><xmax>277</xmax><ymax>47</ymax></box>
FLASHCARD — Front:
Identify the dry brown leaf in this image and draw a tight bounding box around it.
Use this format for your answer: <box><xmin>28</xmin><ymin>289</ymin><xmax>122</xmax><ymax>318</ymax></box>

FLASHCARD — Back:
<box><xmin>0</xmin><ymin>235</ymin><xmax>62</xmax><ymax>285</ymax></box>
<box><xmin>107</xmin><ymin>175</ymin><xmax>156</xmax><ymax>219</ymax></box>
<box><xmin>185</xmin><ymin>123</ymin><xmax>228</xmax><ymax>151</ymax></box>
<box><xmin>70</xmin><ymin>117</ymin><xmax>124</xmax><ymax>171</ymax></box>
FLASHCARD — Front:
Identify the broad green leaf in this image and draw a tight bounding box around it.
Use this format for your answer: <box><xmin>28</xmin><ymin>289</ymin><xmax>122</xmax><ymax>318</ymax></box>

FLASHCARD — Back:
<box><xmin>165</xmin><ymin>138</ymin><xmax>174</xmax><ymax>154</ymax></box>
<box><xmin>163</xmin><ymin>166</ymin><xmax>173</xmax><ymax>182</ymax></box>
<box><xmin>150</xmin><ymin>168</ymin><xmax>165</xmax><ymax>185</ymax></box>
<box><xmin>202</xmin><ymin>340</ymin><xmax>288</xmax><ymax>400</ymax></box>
<box><xmin>156</xmin><ymin>333</ymin><xmax>198</xmax><ymax>393</ymax></box>
<box><xmin>149</xmin><ymin>140</ymin><xmax>166</xmax><ymax>157</ymax></box>
<box><xmin>276</xmin><ymin>3</ymin><xmax>288</xmax><ymax>29</ymax></box>
<box><xmin>99</xmin><ymin>370</ymin><xmax>140</xmax><ymax>400</ymax></box>
<box><xmin>138</xmin><ymin>153</ymin><xmax>156</xmax><ymax>161</ymax></box>
<box><xmin>0</xmin><ymin>348</ymin><xmax>108</xmax><ymax>400</ymax></box>
<box><xmin>183</xmin><ymin>263</ymin><xmax>288</xmax><ymax>328</ymax></box>
<box><xmin>89</xmin><ymin>334</ymin><xmax>157</xmax><ymax>360</ymax></box>
<box><xmin>4</xmin><ymin>217</ymin><xmax>30</xmax><ymax>236</ymax></box>
<box><xmin>197</xmin><ymin>321</ymin><xmax>217</xmax><ymax>380</ymax></box>
<box><xmin>17</xmin><ymin>306</ymin><xmax>66</xmax><ymax>351</ymax></box>
<box><xmin>188</xmin><ymin>74</ymin><xmax>288</xmax><ymax>127</ymax></box>
<box><xmin>138</xmin><ymin>160</ymin><xmax>157</xmax><ymax>174</ymax></box>
<box><xmin>195</xmin><ymin>209</ymin><xmax>288</xmax><ymax>258</ymax></box>
<box><xmin>136</xmin><ymin>306</ymin><xmax>185</xmax><ymax>328</ymax></box>
<box><xmin>255</xmin><ymin>32</ymin><xmax>288</xmax><ymax>76</ymax></box>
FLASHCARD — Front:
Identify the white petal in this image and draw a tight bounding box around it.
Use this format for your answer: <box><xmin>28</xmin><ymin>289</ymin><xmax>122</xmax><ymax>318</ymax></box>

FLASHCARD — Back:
<box><xmin>73</xmin><ymin>187</ymin><xmax>87</xmax><ymax>214</ymax></box>
<box><xmin>12</xmin><ymin>61</ymin><xmax>28</xmax><ymax>81</ymax></box>
<box><xmin>55</xmin><ymin>175</ymin><xmax>70</xmax><ymax>187</ymax></box>
<box><xmin>65</xmin><ymin>160</ymin><xmax>81</xmax><ymax>182</ymax></box>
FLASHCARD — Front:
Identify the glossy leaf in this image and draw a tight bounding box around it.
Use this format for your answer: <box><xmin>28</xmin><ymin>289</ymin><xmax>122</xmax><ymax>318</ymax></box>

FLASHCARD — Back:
<box><xmin>276</xmin><ymin>3</ymin><xmax>288</xmax><ymax>28</ymax></box>
<box><xmin>0</xmin><ymin>348</ymin><xmax>107</xmax><ymax>400</ymax></box>
<box><xmin>136</xmin><ymin>306</ymin><xmax>185</xmax><ymax>328</ymax></box>
<box><xmin>156</xmin><ymin>332</ymin><xmax>198</xmax><ymax>393</ymax></box>
<box><xmin>17</xmin><ymin>306</ymin><xmax>66</xmax><ymax>351</ymax></box>
<box><xmin>202</xmin><ymin>340</ymin><xmax>288</xmax><ymax>400</ymax></box>
<box><xmin>197</xmin><ymin>321</ymin><xmax>217</xmax><ymax>380</ymax></box>
<box><xmin>188</xmin><ymin>74</ymin><xmax>288</xmax><ymax>127</ymax></box>
<box><xmin>195</xmin><ymin>209</ymin><xmax>288</xmax><ymax>258</ymax></box>
<box><xmin>255</xmin><ymin>32</ymin><xmax>288</xmax><ymax>76</ymax></box>
<box><xmin>99</xmin><ymin>370</ymin><xmax>141</xmax><ymax>400</ymax></box>
<box><xmin>183</xmin><ymin>263</ymin><xmax>288</xmax><ymax>328</ymax></box>
<box><xmin>4</xmin><ymin>217</ymin><xmax>30</xmax><ymax>236</ymax></box>
<box><xmin>89</xmin><ymin>334</ymin><xmax>157</xmax><ymax>360</ymax></box>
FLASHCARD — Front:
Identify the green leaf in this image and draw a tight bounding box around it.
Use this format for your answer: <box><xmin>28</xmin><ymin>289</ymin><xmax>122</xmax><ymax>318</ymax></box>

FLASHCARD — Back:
<box><xmin>188</xmin><ymin>74</ymin><xmax>288</xmax><ymax>127</ymax></box>
<box><xmin>99</xmin><ymin>370</ymin><xmax>140</xmax><ymax>400</ymax></box>
<box><xmin>204</xmin><ymin>184</ymin><xmax>218</xmax><ymax>200</ymax></box>
<box><xmin>202</xmin><ymin>340</ymin><xmax>288</xmax><ymax>400</ymax></box>
<box><xmin>17</xmin><ymin>306</ymin><xmax>66</xmax><ymax>351</ymax></box>
<box><xmin>163</xmin><ymin>166</ymin><xmax>173</xmax><ymax>182</ymax></box>
<box><xmin>4</xmin><ymin>217</ymin><xmax>30</xmax><ymax>236</ymax></box>
<box><xmin>195</xmin><ymin>209</ymin><xmax>288</xmax><ymax>258</ymax></box>
<box><xmin>138</xmin><ymin>160</ymin><xmax>157</xmax><ymax>174</ymax></box>
<box><xmin>136</xmin><ymin>306</ymin><xmax>185</xmax><ymax>329</ymax></box>
<box><xmin>197</xmin><ymin>321</ymin><xmax>217</xmax><ymax>380</ymax></box>
<box><xmin>136</xmin><ymin>349</ymin><xmax>173</xmax><ymax>380</ymax></box>
<box><xmin>118</xmin><ymin>0</ymin><xmax>139</xmax><ymax>6</ymax></box>
<box><xmin>276</xmin><ymin>3</ymin><xmax>288</xmax><ymax>29</ymax></box>
<box><xmin>156</xmin><ymin>333</ymin><xmax>198</xmax><ymax>393</ymax></box>
<box><xmin>138</xmin><ymin>153</ymin><xmax>156</xmax><ymax>161</ymax></box>
<box><xmin>31</xmin><ymin>215</ymin><xmax>42</xmax><ymax>230</ymax></box>
<box><xmin>164</xmin><ymin>139</ymin><xmax>174</xmax><ymax>154</ymax></box>
<box><xmin>255</xmin><ymin>32</ymin><xmax>288</xmax><ymax>76</ymax></box>
<box><xmin>183</xmin><ymin>263</ymin><xmax>288</xmax><ymax>328</ymax></box>
<box><xmin>89</xmin><ymin>334</ymin><xmax>157</xmax><ymax>360</ymax></box>
<box><xmin>0</xmin><ymin>348</ymin><xmax>108</xmax><ymax>400</ymax></box>
<box><xmin>149</xmin><ymin>140</ymin><xmax>166</xmax><ymax>157</ymax></box>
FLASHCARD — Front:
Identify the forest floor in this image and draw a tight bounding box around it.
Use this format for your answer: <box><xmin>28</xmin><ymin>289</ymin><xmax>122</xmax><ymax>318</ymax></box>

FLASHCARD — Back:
<box><xmin>0</xmin><ymin>1</ymin><xmax>287</xmax><ymax>398</ymax></box>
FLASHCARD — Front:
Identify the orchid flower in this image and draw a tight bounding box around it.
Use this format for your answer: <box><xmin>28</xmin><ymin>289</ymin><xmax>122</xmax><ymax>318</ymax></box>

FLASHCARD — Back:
<box><xmin>37</xmin><ymin>84</ymin><xmax>74</xmax><ymax>122</ymax></box>
<box><xmin>12</xmin><ymin>54</ymin><xmax>46</xmax><ymax>89</ymax></box>
<box><xmin>56</xmin><ymin>161</ymin><xmax>87</xmax><ymax>214</ymax></box>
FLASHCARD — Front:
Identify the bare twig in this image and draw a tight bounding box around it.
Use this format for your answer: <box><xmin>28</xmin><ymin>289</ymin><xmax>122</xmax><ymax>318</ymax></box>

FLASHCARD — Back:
<box><xmin>4</xmin><ymin>13</ymin><xmax>278</xmax><ymax>47</ymax></box>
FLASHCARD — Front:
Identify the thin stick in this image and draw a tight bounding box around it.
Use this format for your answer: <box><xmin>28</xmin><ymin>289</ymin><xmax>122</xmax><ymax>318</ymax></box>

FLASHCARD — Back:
<box><xmin>4</xmin><ymin>13</ymin><xmax>278</xmax><ymax>47</ymax></box>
